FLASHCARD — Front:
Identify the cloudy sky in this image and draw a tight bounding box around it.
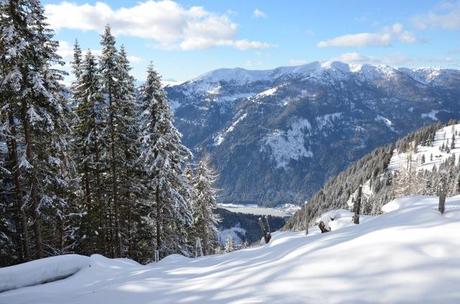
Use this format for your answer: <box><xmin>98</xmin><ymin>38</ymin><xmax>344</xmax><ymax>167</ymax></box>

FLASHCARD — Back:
<box><xmin>43</xmin><ymin>0</ymin><xmax>460</xmax><ymax>82</ymax></box>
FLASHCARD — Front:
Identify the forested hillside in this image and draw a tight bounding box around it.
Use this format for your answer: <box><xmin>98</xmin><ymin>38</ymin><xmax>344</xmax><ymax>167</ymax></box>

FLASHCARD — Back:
<box><xmin>0</xmin><ymin>2</ymin><xmax>219</xmax><ymax>267</ymax></box>
<box><xmin>285</xmin><ymin>121</ymin><xmax>460</xmax><ymax>230</ymax></box>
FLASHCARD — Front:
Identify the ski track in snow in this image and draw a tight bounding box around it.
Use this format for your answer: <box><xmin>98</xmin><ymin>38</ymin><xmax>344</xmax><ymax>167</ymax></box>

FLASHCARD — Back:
<box><xmin>2</xmin><ymin>195</ymin><xmax>460</xmax><ymax>303</ymax></box>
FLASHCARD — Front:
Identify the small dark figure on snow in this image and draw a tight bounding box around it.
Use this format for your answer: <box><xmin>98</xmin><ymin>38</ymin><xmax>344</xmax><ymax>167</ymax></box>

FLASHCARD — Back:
<box><xmin>318</xmin><ymin>221</ymin><xmax>331</xmax><ymax>233</ymax></box>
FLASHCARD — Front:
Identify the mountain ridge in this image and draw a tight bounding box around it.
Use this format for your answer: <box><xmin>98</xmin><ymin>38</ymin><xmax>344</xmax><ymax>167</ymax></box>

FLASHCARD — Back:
<box><xmin>165</xmin><ymin>61</ymin><xmax>460</xmax><ymax>206</ymax></box>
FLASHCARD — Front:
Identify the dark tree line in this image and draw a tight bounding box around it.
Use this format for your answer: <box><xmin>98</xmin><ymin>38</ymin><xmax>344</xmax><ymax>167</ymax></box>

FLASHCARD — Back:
<box><xmin>0</xmin><ymin>1</ymin><xmax>219</xmax><ymax>266</ymax></box>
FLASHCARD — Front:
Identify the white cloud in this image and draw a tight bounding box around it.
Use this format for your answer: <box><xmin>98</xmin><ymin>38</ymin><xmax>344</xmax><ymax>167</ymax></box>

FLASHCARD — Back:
<box><xmin>335</xmin><ymin>52</ymin><xmax>378</xmax><ymax>64</ymax></box>
<box><xmin>253</xmin><ymin>9</ymin><xmax>266</xmax><ymax>18</ymax></box>
<box><xmin>128</xmin><ymin>56</ymin><xmax>143</xmax><ymax>63</ymax></box>
<box><xmin>317</xmin><ymin>23</ymin><xmax>417</xmax><ymax>48</ymax></box>
<box><xmin>56</xmin><ymin>41</ymin><xmax>75</xmax><ymax>58</ymax></box>
<box><xmin>332</xmin><ymin>52</ymin><xmax>459</xmax><ymax>68</ymax></box>
<box><xmin>413</xmin><ymin>0</ymin><xmax>460</xmax><ymax>30</ymax></box>
<box><xmin>46</xmin><ymin>1</ymin><xmax>271</xmax><ymax>51</ymax></box>
<box><xmin>288</xmin><ymin>59</ymin><xmax>308</xmax><ymax>66</ymax></box>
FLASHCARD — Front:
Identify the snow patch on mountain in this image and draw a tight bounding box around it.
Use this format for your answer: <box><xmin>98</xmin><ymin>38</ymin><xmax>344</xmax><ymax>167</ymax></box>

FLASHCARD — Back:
<box><xmin>375</xmin><ymin>115</ymin><xmax>395</xmax><ymax>132</ymax></box>
<box><xmin>388</xmin><ymin>124</ymin><xmax>460</xmax><ymax>172</ymax></box>
<box><xmin>261</xmin><ymin>118</ymin><xmax>313</xmax><ymax>168</ymax></box>
<box><xmin>316</xmin><ymin>112</ymin><xmax>342</xmax><ymax>130</ymax></box>
<box><xmin>214</xmin><ymin>113</ymin><xmax>248</xmax><ymax>146</ymax></box>
<box><xmin>257</xmin><ymin>87</ymin><xmax>278</xmax><ymax>98</ymax></box>
<box><xmin>421</xmin><ymin>110</ymin><xmax>439</xmax><ymax>121</ymax></box>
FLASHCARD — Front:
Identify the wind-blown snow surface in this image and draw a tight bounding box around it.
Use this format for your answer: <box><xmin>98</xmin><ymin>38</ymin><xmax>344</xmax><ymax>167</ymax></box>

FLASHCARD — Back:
<box><xmin>2</xmin><ymin>196</ymin><xmax>460</xmax><ymax>303</ymax></box>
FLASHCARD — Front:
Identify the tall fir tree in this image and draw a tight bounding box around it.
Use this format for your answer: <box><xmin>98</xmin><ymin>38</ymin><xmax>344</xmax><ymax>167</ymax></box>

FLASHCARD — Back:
<box><xmin>139</xmin><ymin>63</ymin><xmax>194</xmax><ymax>259</ymax></box>
<box><xmin>0</xmin><ymin>0</ymin><xmax>74</xmax><ymax>261</ymax></box>
<box><xmin>72</xmin><ymin>50</ymin><xmax>107</xmax><ymax>255</ymax></box>
<box><xmin>191</xmin><ymin>155</ymin><xmax>220</xmax><ymax>255</ymax></box>
<box><xmin>113</xmin><ymin>45</ymin><xmax>144</xmax><ymax>258</ymax></box>
<box><xmin>99</xmin><ymin>25</ymin><xmax>120</xmax><ymax>257</ymax></box>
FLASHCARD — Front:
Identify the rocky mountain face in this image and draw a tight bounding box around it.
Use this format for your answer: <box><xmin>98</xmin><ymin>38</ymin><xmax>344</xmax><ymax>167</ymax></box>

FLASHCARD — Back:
<box><xmin>165</xmin><ymin>61</ymin><xmax>460</xmax><ymax>206</ymax></box>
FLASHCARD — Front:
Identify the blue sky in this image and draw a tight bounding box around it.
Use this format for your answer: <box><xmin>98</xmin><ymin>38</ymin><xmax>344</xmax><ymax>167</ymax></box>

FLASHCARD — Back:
<box><xmin>42</xmin><ymin>0</ymin><xmax>460</xmax><ymax>82</ymax></box>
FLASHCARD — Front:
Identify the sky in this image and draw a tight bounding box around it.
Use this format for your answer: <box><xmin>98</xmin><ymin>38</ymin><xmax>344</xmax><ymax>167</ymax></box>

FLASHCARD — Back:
<box><xmin>42</xmin><ymin>0</ymin><xmax>460</xmax><ymax>82</ymax></box>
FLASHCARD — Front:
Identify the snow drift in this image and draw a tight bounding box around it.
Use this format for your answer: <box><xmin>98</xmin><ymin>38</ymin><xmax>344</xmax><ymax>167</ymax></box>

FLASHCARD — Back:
<box><xmin>0</xmin><ymin>254</ymin><xmax>89</xmax><ymax>293</ymax></box>
<box><xmin>1</xmin><ymin>195</ymin><xmax>460</xmax><ymax>303</ymax></box>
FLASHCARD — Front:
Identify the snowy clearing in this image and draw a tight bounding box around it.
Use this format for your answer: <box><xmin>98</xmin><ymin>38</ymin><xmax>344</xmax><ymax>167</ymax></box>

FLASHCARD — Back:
<box><xmin>2</xmin><ymin>195</ymin><xmax>460</xmax><ymax>303</ymax></box>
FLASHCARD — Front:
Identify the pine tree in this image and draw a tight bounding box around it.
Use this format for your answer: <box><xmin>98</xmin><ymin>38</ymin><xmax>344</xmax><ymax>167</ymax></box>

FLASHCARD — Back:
<box><xmin>72</xmin><ymin>50</ymin><xmax>107</xmax><ymax>255</ymax></box>
<box><xmin>0</xmin><ymin>0</ymin><xmax>74</xmax><ymax>260</ymax></box>
<box><xmin>99</xmin><ymin>25</ymin><xmax>120</xmax><ymax>257</ymax></box>
<box><xmin>113</xmin><ymin>45</ymin><xmax>144</xmax><ymax>258</ymax></box>
<box><xmin>139</xmin><ymin>63</ymin><xmax>194</xmax><ymax>259</ymax></box>
<box><xmin>191</xmin><ymin>155</ymin><xmax>220</xmax><ymax>255</ymax></box>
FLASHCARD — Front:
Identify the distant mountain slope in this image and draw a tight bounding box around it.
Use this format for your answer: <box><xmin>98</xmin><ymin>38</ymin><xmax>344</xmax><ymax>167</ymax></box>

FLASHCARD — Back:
<box><xmin>166</xmin><ymin>61</ymin><xmax>460</xmax><ymax>206</ymax></box>
<box><xmin>284</xmin><ymin>121</ymin><xmax>460</xmax><ymax>231</ymax></box>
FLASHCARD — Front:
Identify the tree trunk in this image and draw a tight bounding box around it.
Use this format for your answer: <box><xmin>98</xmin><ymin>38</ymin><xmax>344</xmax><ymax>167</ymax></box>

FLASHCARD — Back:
<box><xmin>21</xmin><ymin>103</ymin><xmax>43</xmax><ymax>258</ymax></box>
<box><xmin>439</xmin><ymin>191</ymin><xmax>446</xmax><ymax>214</ymax></box>
<box><xmin>353</xmin><ymin>185</ymin><xmax>362</xmax><ymax>224</ymax></box>
<box><xmin>6</xmin><ymin>111</ymin><xmax>30</xmax><ymax>261</ymax></box>
<box><xmin>82</xmin><ymin>145</ymin><xmax>91</xmax><ymax>212</ymax></box>
<box><xmin>93</xmin><ymin>130</ymin><xmax>105</xmax><ymax>254</ymax></box>
<box><xmin>155</xmin><ymin>186</ymin><xmax>161</xmax><ymax>258</ymax></box>
<box><xmin>107</xmin><ymin>86</ymin><xmax>120</xmax><ymax>258</ymax></box>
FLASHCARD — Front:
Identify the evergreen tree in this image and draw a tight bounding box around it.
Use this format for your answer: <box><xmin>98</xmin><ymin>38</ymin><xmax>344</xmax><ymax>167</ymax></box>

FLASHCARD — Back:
<box><xmin>99</xmin><ymin>25</ymin><xmax>120</xmax><ymax>257</ymax></box>
<box><xmin>139</xmin><ymin>63</ymin><xmax>193</xmax><ymax>259</ymax></box>
<box><xmin>72</xmin><ymin>50</ymin><xmax>107</xmax><ymax>255</ymax></box>
<box><xmin>191</xmin><ymin>155</ymin><xmax>220</xmax><ymax>255</ymax></box>
<box><xmin>0</xmin><ymin>0</ymin><xmax>74</xmax><ymax>260</ymax></box>
<box><xmin>113</xmin><ymin>45</ymin><xmax>144</xmax><ymax>258</ymax></box>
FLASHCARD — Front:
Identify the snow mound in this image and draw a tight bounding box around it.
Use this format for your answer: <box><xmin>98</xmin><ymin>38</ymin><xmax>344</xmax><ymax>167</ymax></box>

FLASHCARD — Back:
<box><xmin>2</xmin><ymin>195</ymin><xmax>460</xmax><ymax>303</ymax></box>
<box><xmin>0</xmin><ymin>254</ymin><xmax>89</xmax><ymax>293</ymax></box>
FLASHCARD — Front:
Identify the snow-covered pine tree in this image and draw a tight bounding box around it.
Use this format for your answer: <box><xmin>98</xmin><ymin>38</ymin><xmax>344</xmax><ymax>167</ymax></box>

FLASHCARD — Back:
<box><xmin>191</xmin><ymin>155</ymin><xmax>220</xmax><ymax>255</ymax></box>
<box><xmin>99</xmin><ymin>25</ymin><xmax>120</xmax><ymax>257</ymax></box>
<box><xmin>138</xmin><ymin>63</ymin><xmax>194</xmax><ymax>259</ymax></box>
<box><xmin>72</xmin><ymin>50</ymin><xmax>107</xmax><ymax>255</ymax></box>
<box><xmin>113</xmin><ymin>45</ymin><xmax>145</xmax><ymax>258</ymax></box>
<box><xmin>0</xmin><ymin>0</ymin><xmax>74</xmax><ymax>260</ymax></box>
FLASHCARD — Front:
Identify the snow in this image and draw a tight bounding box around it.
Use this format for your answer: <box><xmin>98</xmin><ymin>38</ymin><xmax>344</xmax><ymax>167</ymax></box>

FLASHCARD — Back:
<box><xmin>421</xmin><ymin>110</ymin><xmax>440</xmax><ymax>121</ymax></box>
<box><xmin>213</xmin><ymin>113</ymin><xmax>247</xmax><ymax>146</ymax></box>
<box><xmin>388</xmin><ymin>123</ymin><xmax>460</xmax><ymax>172</ymax></box>
<box><xmin>261</xmin><ymin>118</ymin><xmax>313</xmax><ymax>168</ymax></box>
<box><xmin>218</xmin><ymin>224</ymin><xmax>246</xmax><ymax>246</ymax></box>
<box><xmin>218</xmin><ymin>203</ymin><xmax>296</xmax><ymax>217</ymax></box>
<box><xmin>256</xmin><ymin>87</ymin><xmax>277</xmax><ymax>98</ymax></box>
<box><xmin>2</xmin><ymin>195</ymin><xmax>460</xmax><ymax>303</ymax></box>
<box><xmin>0</xmin><ymin>255</ymin><xmax>90</xmax><ymax>293</ymax></box>
<box><xmin>375</xmin><ymin>115</ymin><xmax>395</xmax><ymax>131</ymax></box>
<box><xmin>316</xmin><ymin>112</ymin><xmax>342</xmax><ymax>130</ymax></box>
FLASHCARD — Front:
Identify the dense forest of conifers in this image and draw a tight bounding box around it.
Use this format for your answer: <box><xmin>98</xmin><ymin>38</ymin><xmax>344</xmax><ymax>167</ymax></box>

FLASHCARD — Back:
<box><xmin>0</xmin><ymin>1</ymin><xmax>219</xmax><ymax>267</ymax></box>
<box><xmin>285</xmin><ymin>120</ymin><xmax>460</xmax><ymax>231</ymax></box>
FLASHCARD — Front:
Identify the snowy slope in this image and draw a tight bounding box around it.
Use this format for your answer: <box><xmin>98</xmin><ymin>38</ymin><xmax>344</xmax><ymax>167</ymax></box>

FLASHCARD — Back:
<box><xmin>2</xmin><ymin>195</ymin><xmax>460</xmax><ymax>303</ymax></box>
<box><xmin>389</xmin><ymin>123</ymin><xmax>460</xmax><ymax>172</ymax></box>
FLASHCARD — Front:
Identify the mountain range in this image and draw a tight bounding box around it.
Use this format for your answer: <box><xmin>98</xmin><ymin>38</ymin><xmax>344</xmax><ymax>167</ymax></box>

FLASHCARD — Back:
<box><xmin>165</xmin><ymin>61</ymin><xmax>460</xmax><ymax>206</ymax></box>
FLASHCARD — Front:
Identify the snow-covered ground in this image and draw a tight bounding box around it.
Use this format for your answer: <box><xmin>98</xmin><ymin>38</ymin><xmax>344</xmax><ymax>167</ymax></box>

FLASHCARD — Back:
<box><xmin>388</xmin><ymin>123</ymin><xmax>460</xmax><ymax>172</ymax></box>
<box><xmin>218</xmin><ymin>203</ymin><xmax>300</xmax><ymax>217</ymax></box>
<box><xmin>2</xmin><ymin>195</ymin><xmax>460</xmax><ymax>303</ymax></box>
